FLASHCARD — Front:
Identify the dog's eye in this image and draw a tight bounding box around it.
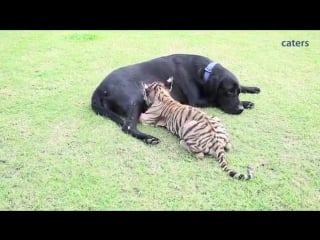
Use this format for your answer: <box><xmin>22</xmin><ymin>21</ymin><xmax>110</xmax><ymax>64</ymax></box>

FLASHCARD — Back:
<box><xmin>227</xmin><ymin>90</ymin><xmax>235</xmax><ymax>95</ymax></box>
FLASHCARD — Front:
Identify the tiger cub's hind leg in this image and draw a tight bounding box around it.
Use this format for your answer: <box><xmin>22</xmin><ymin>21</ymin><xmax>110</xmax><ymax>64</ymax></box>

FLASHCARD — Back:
<box><xmin>208</xmin><ymin>148</ymin><xmax>218</xmax><ymax>158</ymax></box>
<box><xmin>155</xmin><ymin>117</ymin><xmax>167</xmax><ymax>127</ymax></box>
<box><xmin>225</xmin><ymin>142</ymin><xmax>232</xmax><ymax>152</ymax></box>
<box><xmin>139</xmin><ymin>113</ymin><xmax>157</xmax><ymax>125</ymax></box>
<box><xmin>180</xmin><ymin>140</ymin><xmax>204</xmax><ymax>159</ymax></box>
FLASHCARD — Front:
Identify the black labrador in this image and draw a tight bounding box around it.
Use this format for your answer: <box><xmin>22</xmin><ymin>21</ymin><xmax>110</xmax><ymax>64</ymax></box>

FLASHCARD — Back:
<box><xmin>91</xmin><ymin>54</ymin><xmax>260</xmax><ymax>144</ymax></box>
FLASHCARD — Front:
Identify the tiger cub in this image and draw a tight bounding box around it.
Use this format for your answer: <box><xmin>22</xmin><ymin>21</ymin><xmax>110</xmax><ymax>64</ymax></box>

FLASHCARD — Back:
<box><xmin>139</xmin><ymin>77</ymin><xmax>254</xmax><ymax>180</ymax></box>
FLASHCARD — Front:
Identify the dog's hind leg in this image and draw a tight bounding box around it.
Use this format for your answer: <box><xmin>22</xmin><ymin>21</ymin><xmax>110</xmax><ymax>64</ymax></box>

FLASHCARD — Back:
<box><xmin>122</xmin><ymin>102</ymin><xmax>160</xmax><ymax>145</ymax></box>
<box><xmin>91</xmin><ymin>89</ymin><xmax>124</xmax><ymax>126</ymax></box>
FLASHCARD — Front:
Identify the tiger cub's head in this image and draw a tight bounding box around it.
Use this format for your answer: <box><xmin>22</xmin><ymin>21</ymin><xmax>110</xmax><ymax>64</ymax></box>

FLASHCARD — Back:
<box><xmin>142</xmin><ymin>77</ymin><xmax>173</xmax><ymax>106</ymax></box>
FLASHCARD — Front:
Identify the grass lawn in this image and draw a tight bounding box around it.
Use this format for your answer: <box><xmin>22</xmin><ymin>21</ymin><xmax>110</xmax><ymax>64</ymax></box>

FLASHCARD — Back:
<box><xmin>0</xmin><ymin>30</ymin><xmax>319</xmax><ymax>210</ymax></box>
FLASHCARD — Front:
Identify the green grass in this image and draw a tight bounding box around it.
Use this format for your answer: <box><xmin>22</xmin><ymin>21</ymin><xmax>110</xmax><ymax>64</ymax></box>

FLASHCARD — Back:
<box><xmin>0</xmin><ymin>30</ymin><xmax>319</xmax><ymax>210</ymax></box>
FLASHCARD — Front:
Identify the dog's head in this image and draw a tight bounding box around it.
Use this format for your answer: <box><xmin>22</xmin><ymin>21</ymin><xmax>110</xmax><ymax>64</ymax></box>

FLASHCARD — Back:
<box><xmin>201</xmin><ymin>63</ymin><xmax>244</xmax><ymax>114</ymax></box>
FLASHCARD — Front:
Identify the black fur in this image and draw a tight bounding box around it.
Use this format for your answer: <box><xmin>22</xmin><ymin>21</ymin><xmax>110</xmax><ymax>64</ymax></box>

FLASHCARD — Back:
<box><xmin>91</xmin><ymin>54</ymin><xmax>260</xmax><ymax>144</ymax></box>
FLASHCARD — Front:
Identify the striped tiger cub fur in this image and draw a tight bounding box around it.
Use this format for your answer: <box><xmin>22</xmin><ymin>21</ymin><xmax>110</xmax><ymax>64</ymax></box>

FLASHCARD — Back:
<box><xmin>140</xmin><ymin>77</ymin><xmax>254</xmax><ymax>180</ymax></box>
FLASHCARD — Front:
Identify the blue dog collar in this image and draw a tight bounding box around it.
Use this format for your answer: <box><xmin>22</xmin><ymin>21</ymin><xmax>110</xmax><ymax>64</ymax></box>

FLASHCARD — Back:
<box><xmin>204</xmin><ymin>62</ymin><xmax>219</xmax><ymax>82</ymax></box>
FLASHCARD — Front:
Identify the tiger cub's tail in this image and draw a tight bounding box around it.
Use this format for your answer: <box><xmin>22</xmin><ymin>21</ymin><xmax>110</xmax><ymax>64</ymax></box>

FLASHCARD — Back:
<box><xmin>216</xmin><ymin>149</ymin><xmax>254</xmax><ymax>180</ymax></box>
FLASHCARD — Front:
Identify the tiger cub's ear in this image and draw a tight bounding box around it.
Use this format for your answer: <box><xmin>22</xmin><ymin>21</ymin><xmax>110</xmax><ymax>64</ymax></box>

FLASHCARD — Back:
<box><xmin>143</xmin><ymin>83</ymin><xmax>149</xmax><ymax>90</ymax></box>
<box><xmin>141</xmin><ymin>82</ymin><xmax>150</xmax><ymax>91</ymax></box>
<box><xmin>142</xmin><ymin>83</ymin><xmax>151</xmax><ymax>97</ymax></box>
<box><xmin>165</xmin><ymin>77</ymin><xmax>173</xmax><ymax>91</ymax></box>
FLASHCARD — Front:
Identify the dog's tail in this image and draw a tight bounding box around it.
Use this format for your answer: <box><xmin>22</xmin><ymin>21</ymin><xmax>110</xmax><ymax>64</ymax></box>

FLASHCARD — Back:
<box><xmin>91</xmin><ymin>89</ymin><xmax>105</xmax><ymax>114</ymax></box>
<box><xmin>91</xmin><ymin>89</ymin><xmax>124</xmax><ymax>126</ymax></box>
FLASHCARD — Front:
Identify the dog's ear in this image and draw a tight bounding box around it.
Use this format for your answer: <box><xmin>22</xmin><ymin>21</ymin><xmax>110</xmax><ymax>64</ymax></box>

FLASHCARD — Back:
<box><xmin>209</xmin><ymin>75</ymin><xmax>223</xmax><ymax>98</ymax></box>
<box><xmin>164</xmin><ymin>77</ymin><xmax>173</xmax><ymax>91</ymax></box>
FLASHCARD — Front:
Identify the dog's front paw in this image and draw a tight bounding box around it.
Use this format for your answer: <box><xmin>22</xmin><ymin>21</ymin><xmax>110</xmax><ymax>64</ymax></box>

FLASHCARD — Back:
<box><xmin>242</xmin><ymin>101</ymin><xmax>255</xmax><ymax>109</ymax></box>
<box><xmin>252</xmin><ymin>87</ymin><xmax>261</xmax><ymax>94</ymax></box>
<box><xmin>144</xmin><ymin>136</ymin><xmax>160</xmax><ymax>145</ymax></box>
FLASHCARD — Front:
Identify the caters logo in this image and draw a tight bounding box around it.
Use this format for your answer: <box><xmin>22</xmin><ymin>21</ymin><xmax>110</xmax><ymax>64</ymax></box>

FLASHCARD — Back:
<box><xmin>281</xmin><ymin>40</ymin><xmax>309</xmax><ymax>47</ymax></box>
